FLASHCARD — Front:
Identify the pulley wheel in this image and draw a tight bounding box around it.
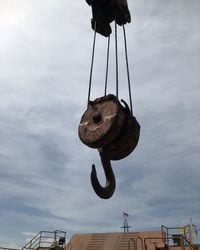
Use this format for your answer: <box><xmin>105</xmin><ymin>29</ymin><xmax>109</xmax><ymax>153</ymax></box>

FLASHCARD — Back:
<box><xmin>106</xmin><ymin>114</ymin><xmax>140</xmax><ymax>160</ymax></box>
<box><xmin>78</xmin><ymin>94</ymin><xmax>125</xmax><ymax>148</ymax></box>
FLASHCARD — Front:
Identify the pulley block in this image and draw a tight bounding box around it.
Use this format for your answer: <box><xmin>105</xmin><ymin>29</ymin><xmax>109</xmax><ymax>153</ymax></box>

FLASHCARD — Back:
<box><xmin>80</xmin><ymin>0</ymin><xmax>140</xmax><ymax>199</ymax></box>
<box><xmin>106</xmin><ymin>113</ymin><xmax>140</xmax><ymax>160</ymax></box>
<box><xmin>78</xmin><ymin>94</ymin><xmax>125</xmax><ymax>149</ymax></box>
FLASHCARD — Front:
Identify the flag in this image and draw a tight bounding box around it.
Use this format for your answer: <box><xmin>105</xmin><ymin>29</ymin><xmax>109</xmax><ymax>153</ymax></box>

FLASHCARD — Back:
<box><xmin>123</xmin><ymin>212</ymin><xmax>129</xmax><ymax>217</ymax></box>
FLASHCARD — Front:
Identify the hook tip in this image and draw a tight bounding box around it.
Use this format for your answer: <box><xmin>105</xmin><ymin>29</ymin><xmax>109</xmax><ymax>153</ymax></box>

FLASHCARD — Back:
<box><xmin>91</xmin><ymin>164</ymin><xmax>96</xmax><ymax>174</ymax></box>
<box><xmin>90</xmin><ymin>158</ymin><xmax>116</xmax><ymax>199</ymax></box>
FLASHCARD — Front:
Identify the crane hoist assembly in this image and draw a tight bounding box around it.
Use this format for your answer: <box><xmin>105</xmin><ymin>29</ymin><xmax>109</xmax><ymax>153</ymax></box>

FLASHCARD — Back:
<box><xmin>78</xmin><ymin>0</ymin><xmax>140</xmax><ymax>199</ymax></box>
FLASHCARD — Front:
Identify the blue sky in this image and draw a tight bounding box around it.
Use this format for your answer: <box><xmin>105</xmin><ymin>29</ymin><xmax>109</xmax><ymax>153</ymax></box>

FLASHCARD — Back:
<box><xmin>0</xmin><ymin>0</ymin><xmax>200</xmax><ymax>247</ymax></box>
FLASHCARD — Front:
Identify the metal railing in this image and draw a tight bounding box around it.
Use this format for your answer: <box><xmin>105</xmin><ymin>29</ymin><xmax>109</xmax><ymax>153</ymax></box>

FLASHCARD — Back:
<box><xmin>0</xmin><ymin>248</ymin><xmax>19</xmax><ymax>250</ymax></box>
<box><xmin>21</xmin><ymin>230</ymin><xmax>66</xmax><ymax>250</ymax></box>
<box><xmin>144</xmin><ymin>236</ymin><xmax>185</xmax><ymax>250</ymax></box>
<box><xmin>128</xmin><ymin>237</ymin><xmax>144</xmax><ymax>250</ymax></box>
<box><xmin>161</xmin><ymin>225</ymin><xmax>193</xmax><ymax>248</ymax></box>
<box><xmin>128</xmin><ymin>235</ymin><xmax>194</xmax><ymax>250</ymax></box>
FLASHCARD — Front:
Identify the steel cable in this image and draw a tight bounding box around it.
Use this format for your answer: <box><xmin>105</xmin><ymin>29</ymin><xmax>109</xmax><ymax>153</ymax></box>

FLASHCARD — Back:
<box><xmin>123</xmin><ymin>25</ymin><xmax>133</xmax><ymax>114</ymax></box>
<box><xmin>104</xmin><ymin>35</ymin><xmax>110</xmax><ymax>96</ymax></box>
<box><xmin>115</xmin><ymin>22</ymin><xmax>119</xmax><ymax>98</ymax></box>
<box><xmin>87</xmin><ymin>22</ymin><xmax>97</xmax><ymax>107</ymax></box>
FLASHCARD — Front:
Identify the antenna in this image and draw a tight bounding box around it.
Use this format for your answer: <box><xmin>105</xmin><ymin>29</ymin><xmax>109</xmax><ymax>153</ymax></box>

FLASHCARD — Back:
<box><xmin>120</xmin><ymin>212</ymin><xmax>132</xmax><ymax>232</ymax></box>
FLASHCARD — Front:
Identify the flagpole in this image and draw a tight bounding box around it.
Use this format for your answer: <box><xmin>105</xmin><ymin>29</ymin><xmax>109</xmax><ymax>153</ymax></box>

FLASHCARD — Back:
<box><xmin>120</xmin><ymin>212</ymin><xmax>132</xmax><ymax>232</ymax></box>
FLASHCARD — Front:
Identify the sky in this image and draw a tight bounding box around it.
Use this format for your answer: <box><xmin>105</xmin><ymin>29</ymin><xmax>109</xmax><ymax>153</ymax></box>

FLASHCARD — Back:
<box><xmin>0</xmin><ymin>0</ymin><xmax>200</xmax><ymax>248</ymax></box>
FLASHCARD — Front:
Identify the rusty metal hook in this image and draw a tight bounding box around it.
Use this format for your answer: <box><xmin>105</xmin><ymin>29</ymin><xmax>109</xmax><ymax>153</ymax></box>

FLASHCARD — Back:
<box><xmin>90</xmin><ymin>147</ymin><xmax>116</xmax><ymax>199</ymax></box>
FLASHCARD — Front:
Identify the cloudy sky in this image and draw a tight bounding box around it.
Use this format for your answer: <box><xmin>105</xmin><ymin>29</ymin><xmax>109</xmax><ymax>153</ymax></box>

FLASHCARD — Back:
<box><xmin>0</xmin><ymin>0</ymin><xmax>200</xmax><ymax>247</ymax></box>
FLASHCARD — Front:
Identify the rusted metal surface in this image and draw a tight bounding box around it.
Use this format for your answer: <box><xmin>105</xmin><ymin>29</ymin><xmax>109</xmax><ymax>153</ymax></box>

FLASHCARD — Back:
<box><xmin>91</xmin><ymin>147</ymin><xmax>116</xmax><ymax>199</ymax></box>
<box><xmin>78</xmin><ymin>94</ymin><xmax>125</xmax><ymax>149</ymax></box>
<box><xmin>79</xmin><ymin>94</ymin><xmax>140</xmax><ymax>199</ymax></box>
<box><xmin>106</xmin><ymin>114</ymin><xmax>140</xmax><ymax>160</ymax></box>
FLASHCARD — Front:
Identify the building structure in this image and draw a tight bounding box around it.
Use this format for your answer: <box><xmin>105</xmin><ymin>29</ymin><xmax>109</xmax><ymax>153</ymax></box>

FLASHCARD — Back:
<box><xmin>0</xmin><ymin>225</ymin><xmax>197</xmax><ymax>250</ymax></box>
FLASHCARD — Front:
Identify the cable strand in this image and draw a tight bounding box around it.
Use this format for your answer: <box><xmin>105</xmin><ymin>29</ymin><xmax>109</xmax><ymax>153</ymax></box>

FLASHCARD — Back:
<box><xmin>123</xmin><ymin>25</ymin><xmax>133</xmax><ymax>114</ymax></box>
<box><xmin>104</xmin><ymin>36</ymin><xmax>110</xmax><ymax>96</ymax></box>
<box><xmin>87</xmin><ymin>22</ymin><xmax>97</xmax><ymax>108</ymax></box>
<box><xmin>115</xmin><ymin>22</ymin><xmax>119</xmax><ymax>98</ymax></box>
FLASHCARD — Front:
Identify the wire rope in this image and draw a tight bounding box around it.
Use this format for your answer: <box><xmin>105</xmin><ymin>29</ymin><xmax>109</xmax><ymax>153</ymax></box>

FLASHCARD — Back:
<box><xmin>87</xmin><ymin>22</ymin><xmax>97</xmax><ymax>108</ymax></box>
<box><xmin>115</xmin><ymin>22</ymin><xmax>119</xmax><ymax>98</ymax></box>
<box><xmin>104</xmin><ymin>35</ymin><xmax>110</xmax><ymax>96</ymax></box>
<box><xmin>123</xmin><ymin>25</ymin><xmax>133</xmax><ymax>114</ymax></box>
<box><xmin>87</xmin><ymin>22</ymin><xmax>133</xmax><ymax>115</ymax></box>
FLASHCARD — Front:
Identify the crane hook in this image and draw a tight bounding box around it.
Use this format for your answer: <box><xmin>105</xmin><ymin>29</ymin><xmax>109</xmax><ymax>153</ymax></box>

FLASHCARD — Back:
<box><xmin>90</xmin><ymin>147</ymin><xmax>116</xmax><ymax>199</ymax></box>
